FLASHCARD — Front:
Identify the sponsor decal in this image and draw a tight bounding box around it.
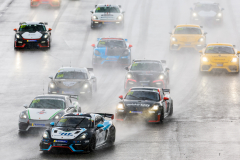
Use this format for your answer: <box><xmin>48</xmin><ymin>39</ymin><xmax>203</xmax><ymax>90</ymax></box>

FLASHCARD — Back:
<box><xmin>127</xmin><ymin>103</ymin><xmax>150</xmax><ymax>107</ymax></box>
<box><xmin>32</xmin><ymin>123</ymin><xmax>45</xmax><ymax>127</ymax></box>
<box><xmin>38</xmin><ymin>110</ymin><xmax>46</xmax><ymax>114</ymax></box>
<box><xmin>129</xmin><ymin>111</ymin><xmax>142</xmax><ymax>114</ymax></box>
<box><xmin>27</xmin><ymin>40</ymin><xmax>37</xmax><ymax>42</ymax></box>
<box><xmin>58</xmin><ymin>131</ymin><xmax>73</xmax><ymax>136</ymax></box>
<box><xmin>53</xmin><ymin>140</ymin><xmax>68</xmax><ymax>143</ymax></box>
<box><xmin>63</xmin><ymin>81</ymin><xmax>76</xmax><ymax>87</ymax></box>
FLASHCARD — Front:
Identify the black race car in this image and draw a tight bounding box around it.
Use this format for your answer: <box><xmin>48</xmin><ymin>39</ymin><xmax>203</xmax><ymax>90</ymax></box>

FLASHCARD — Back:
<box><xmin>40</xmin><ymin>113</ymin><xmax>115</xmax><ymax>153</ymax></box>
<box><xmin>124</xmin><ymin>60</ymin><xmax>170</xmax><ymax>91</ymax></box>
<box><xmin>14</xmin><ymin>22</ymin><xmax>52</xmax><ymax>49</ymax></box>
<box><xmin>48</xmin><ymin>67</ymin><xmax>97</xmax><ymax>99</ymax></box>
<box><xmin>116</xmin><ymin>87</ymin><xmax>173</xmax><ymax>123</ymax></box>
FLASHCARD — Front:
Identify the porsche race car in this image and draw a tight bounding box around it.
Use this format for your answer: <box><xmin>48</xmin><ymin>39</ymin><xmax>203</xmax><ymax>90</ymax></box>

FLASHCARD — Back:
<box><xmin>90</xmin><ymin>4</ymin><xmax>125</xmax><ymax>29</ymax></box>
<box><xmin>92</xmin><ymin>38</ymin><xmax>132</xmax><ymax>67</ymax></box>
<box><xmin>14</xmin><ymin>22</ymin><xmax>52</xmax><ymax>49</ymax></box>
<box><xmin>40</xmin><ymin>113</ymin><xmax>115</xmax><ymax>153</ymax></box>
<box><xmin>18</xmin><ymin>94</ymin><xmax>81</xmax><ymax>133</ymax></box>
<box><xmin>48</xmin><ymin>67</ymin><xmax>97</xmax><ymax>99</ymax></box>
<box><xmin>30</xmin><ymin>0</ymin><xmax>61</xmax><ymax>8</ymax></box>
<box><xmin>200</xmin><ymin>43</ymin><xmax>240</xmax><ymax>73</ymax></box>
<box><xmin>124</xmin><ymin>60</ymin><xmax>170</xmax><ymax>91</ymax></box>
<box><xmin>116</xmin><ymin>87</ymin><xmax>173</xmax><ymax>123</ymax></box>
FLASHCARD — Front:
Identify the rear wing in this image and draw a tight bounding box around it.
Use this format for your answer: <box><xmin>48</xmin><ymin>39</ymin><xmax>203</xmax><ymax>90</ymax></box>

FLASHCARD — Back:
<box><xmin>96</xmin><ymin>113</ymin><xmax>114</xmax><ymax>119</ymax></box>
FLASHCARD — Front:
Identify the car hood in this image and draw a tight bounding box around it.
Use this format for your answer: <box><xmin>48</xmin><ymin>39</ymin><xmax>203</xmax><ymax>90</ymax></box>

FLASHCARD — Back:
<box><xmin>128</xmin><ymin>71</ymin><xmax>163</xmax><ymax>81</ymax></box>
<box><xmin>95</xmin><ymin>47</ymin><xmax>127</xmax><ymax>56</ymax></box>
<box><xmin>53</xmin><ymin>79</ymin><xmax>88</xmax><ymax>89</ymax></box>
<box><xmin>51</xmin><ymin>127</ymin><xmax>86</xmax><ymax>140</ymax></box>
<box><xmin>93</xmin><ymin>12</ymin><xmax>122</xmax><ymax>20</ymax></box>
<box><xmin>172</xmin><ymin>34</ymin><xmax>203</xmax><ymax>42</ymax></box>
<box><xmin>123</xmin><ymin>99</ymin><xmax>157</xmax><ymax>108</ymax></box>
<box><xmin>197</xmin><ymin>10</ymin><xmax>217</xmax><ymax>17</ymax></box>
<box><xmin>19</xmin><ymin>31</ymin><xmax>43</xmax><ymax>39</ymax></box>
<box><xmin>28</xmin><ymin>108</ymin><xmax>63</xmax><ymax>120</ymax></box>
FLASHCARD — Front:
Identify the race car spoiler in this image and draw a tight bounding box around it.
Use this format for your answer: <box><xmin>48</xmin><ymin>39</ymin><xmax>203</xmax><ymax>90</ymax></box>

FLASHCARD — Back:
<box><xmin>96</xmin><ymin>113</ymin><xmax>114</xmax><ymax>120</ymax></box>
<box><xmin>163</xmin><ymin>89</ymin><xmax>170</xmax><ymax>94</ymax></box>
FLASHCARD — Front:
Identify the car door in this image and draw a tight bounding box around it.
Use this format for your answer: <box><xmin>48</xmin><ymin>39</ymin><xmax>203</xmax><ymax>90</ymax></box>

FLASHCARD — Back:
<box><xmin>95</xmin><ymin>116</ymin><xmax>106</xmax><ymax>146</ymax></box>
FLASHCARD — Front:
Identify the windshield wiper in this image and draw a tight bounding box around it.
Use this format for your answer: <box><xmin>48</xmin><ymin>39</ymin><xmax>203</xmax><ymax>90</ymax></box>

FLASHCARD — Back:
<box><xmin>139</xmin><ymin>97</ymin><xmax>156</xmax><ymax>101</ymax></box>
<box><xmin>127</xmin><ymin>95</ymin><xmax>140</xmax><ymax>100</ymax></box>
<box><xmin>74</xmin><ymin>119</ymin><xmax>85</xmax><ymax>128</ymax></box>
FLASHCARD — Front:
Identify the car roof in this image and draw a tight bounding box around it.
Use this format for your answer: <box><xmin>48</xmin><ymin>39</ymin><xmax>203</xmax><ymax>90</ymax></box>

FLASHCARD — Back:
<box><xmin>19</xmin><ymin>22</ymin><xmax>46</xmax><ymax>25</ymax></box>
<box><xmin>195</xmin><ymin>1</ymin><xmax>218</xmax><ymax>5</ymax></box>
<box><xmin>130</xmin><ymin>87</ymin><xmax>161</xmax><ymax>92</ymax></box>
<box><xmin>96</xmin><ymin>4</ymin><xmax>119</xmax><ymax>8</ymax></box>
<box><xmin>132</xmin><ymin>59</ymin><xmax>161</xmax><ymax>63</ymax></box>
<box><xmin>100</xmin><ymin>38</ymin><xmax>124</xmax><ymax>41</ymax></box>
<box><xmin>176</xmin><ymin>24</ymin><xmax>201</xmax><ymax>28</ymax></box>
<box><xmin>57</xmin><ymin>67</ymin><xmax>88</xmax><ymax>73</ymax></box>
<box><xmin>35</xmin><ymin>94</ymin><xmax>67</xmax><ymax>100</ymax></box>
<box><xmin>207</xmin><ymin>43</ymin><xmax>233</xmax><ymax>47</ymax></box>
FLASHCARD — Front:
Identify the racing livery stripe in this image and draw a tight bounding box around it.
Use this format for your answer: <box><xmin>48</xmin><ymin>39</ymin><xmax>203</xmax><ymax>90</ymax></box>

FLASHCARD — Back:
<box><xmin>28</xmin><ymin>109</ymin><xmax>31</xmax><ymax>119</ymax></box>
<box><xmin>48</xmin><ymin>109</ymin><xmax>63</xmax><ymax>120</ymax></box>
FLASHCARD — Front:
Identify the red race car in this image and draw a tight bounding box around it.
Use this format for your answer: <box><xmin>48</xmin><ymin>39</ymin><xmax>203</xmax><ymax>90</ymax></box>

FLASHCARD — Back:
<box><xmin>30</xmin><ymin>0</ymin><xmax>61</xmax><ymax>8</ymax></box>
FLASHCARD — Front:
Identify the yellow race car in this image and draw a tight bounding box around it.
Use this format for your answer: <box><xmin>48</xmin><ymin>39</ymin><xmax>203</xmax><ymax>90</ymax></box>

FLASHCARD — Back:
<box><xmin>200</xmin><ymin>43</ymin><xmax>240</xmax><ymax>73</ymax></box>
<box><xmin>169</xmin><ymin>24</ymin><xmax>207</xmax><ymax>51</ymax></box>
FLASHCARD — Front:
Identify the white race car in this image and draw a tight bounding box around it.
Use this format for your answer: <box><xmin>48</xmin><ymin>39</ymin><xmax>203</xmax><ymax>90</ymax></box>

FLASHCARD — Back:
<box><xmin>90</xmin><ymin>4</ymin><xmax>125</xmax><ymax>29</ymax></box>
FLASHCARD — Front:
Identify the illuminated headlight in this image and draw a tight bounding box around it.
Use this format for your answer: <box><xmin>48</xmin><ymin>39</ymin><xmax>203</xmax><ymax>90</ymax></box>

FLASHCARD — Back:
<box><xmin>19</xmin><ymin>112</ymin><xmax>28</xmax><ymax>119</ymax></box>
<box><xmin>16</xmin><ymin>34</ymin><xmax>20</xmax><ymax>39</ymax></box>
<box><xmin>159</xmin><ymin>75</ymin><xmax>164</xmax><ymax>79</ymax></box>
<box><xmin>43</xmin><ymin>34</ymin><xmax>48</xmax><ymax>39</ymax></box>
<box><xmin>50</xmin><ymin>83</ymin><xmax>55</xmax><ymax>88</ymax></box>
<box><xmin>84</xmin><ymin>84</ymin><xmax>88</xmax><ymax>88</ymax></box>
<box><xmin>92</xmin><ymin>15</ymin><xmax>98</xmax><ymax>19</ymax></box>
<box><xmin>54</xmin><ymin>115</ymin><xmax>60</xmax><ymax>119</ymax></box>
<box><xmin>218</xmin><ymin>13</ymin><xmax>222</xmax><ymax>17</ymax></box>
<box><xmin>171</xmin><ymin>37</ymin><xmax>177</xmax><ymax>41</ymax></box>
<box><xmin>192</xmin><ymin>13</ymin><xmax>197</xmax><ymax>17</ymax></box>
<box><xmin>198</xmin><ymin>38</ymin><xmax>204</xmax><ymax>42</ymax></box>
<box><xmin>117</xmin><ymin>103</ymin><xmax>124</xmax><ymax>109</ymax></box>
<box><xmin>43</xmin><ymin>131</ymin><xmax>49</xmax><ymax>139</ymax></box>
<box><xmin>202</xmin><ymin>57</ymin><xmax>208</xmax><ymax>62</ymax></box>
<box><xmin>117</xmin><ymin>16</ymin><xmax>122</xmax><ymax>20</ymax></box>
<box><xmin>232</xmin><ymin>57</ymin><xmax>238</xmax><ymax>62</ymax></box>
<box><xmin>127</xmin><ymin>74</ymin><xmax>131</xmax><ymax>79</ymax></box>
<box><xmin>76</xmin><ymin>133</ymin><xmax>88</xmax><ymax>140</ymax></box>
<box><xmin>151</xmin><ymin>105</ymin><xmax>159</xmax><ymax>111</ymax></box>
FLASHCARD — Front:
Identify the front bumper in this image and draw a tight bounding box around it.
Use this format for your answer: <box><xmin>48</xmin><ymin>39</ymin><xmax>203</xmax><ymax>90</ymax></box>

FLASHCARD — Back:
<box><xmin>40</xmin><ymin>138</ymin><xmax>90</xmax><ymax>152</ymax></box>
<box><xmin>15</xmin><ymin>38</ymin><xmax>49</xmax><ymax>49</ymax></box>
<box><xmin>18</xmin><ymin>119</ymin><xmax>58</xmax><ymax>131</ymax></box>
<box><xmin>91</xmin><ymin>19</ymin><xmax>123</xmax><ymax>27</ymax></box>
<box><xmin>170</xmin><ymin>41</ymin><xmax>205</xmax><ymax>51</ymax></box>
<box><xmin>191</xmin><ymin>16</ymin><xmax>222</xmax><ymax>22</ymax></box>
<box><xmin>200</xmin><ymin>61</ymin><xmax>239</xmax><ymax>72</ymax></box>
<box><xmin>48</xmin><ymin>88</ymin><xmax>91</xmax><ymax>98</ymax></box>
<box><xmin>125</xmin><ymin>79</ymin><xmax>166</xmax><ymax>90</ymax></box>
<box><xmin>31</xmin><ymin>0</ymin><xmax>60</xmax><ymax>7</ymax></box>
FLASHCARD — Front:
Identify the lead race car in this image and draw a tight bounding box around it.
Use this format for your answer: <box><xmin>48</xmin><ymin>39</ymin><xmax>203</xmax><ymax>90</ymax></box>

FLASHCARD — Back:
<box><xmin>30</xmin><ymin>0</ymin><xmax>61</xmax><ymax>8</ymax></box>
<box><xmin>91</xmin><ymin>38</ymin><xmax>132</xmax><ymax>67</ymax></box>
<box><xmin>90</xmin><ymin>4</ymin><xmax>125</xmax><ymax>29</ymax></box>
<box><xmin>124</xmin><ymin>60</ymin><xmax>170</xmax><ymax>91</ymax></box>
<box><xmin>116</xmin><ymin>87</ymin><xmax>173</xmax><ymax>123</ymax></box>
<box><xmin>48</xmin><ymin>67</ymin><xmax>97</xmax><ymax>99</ymax></box>
<box><xmin>14</xmin><ymin>22</ymin><xmax>52</xmax><ymax>49</ymax></box>
<box><xmin>18</xmin><ymin>94</ymin><xmax>81</xmax><ymax>133</ymax></box>
<box><xmin>40</xmin><ymin>113</ymin><xmax>115</xmax><ymax>153</ymax></box>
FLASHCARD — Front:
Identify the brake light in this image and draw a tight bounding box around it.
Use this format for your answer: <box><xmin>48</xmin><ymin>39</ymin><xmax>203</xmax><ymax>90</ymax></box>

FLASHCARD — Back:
<box><xmin>111</xmin><ymin>115</ymin><xmax>114</xmax><ymax>120</ymax></box>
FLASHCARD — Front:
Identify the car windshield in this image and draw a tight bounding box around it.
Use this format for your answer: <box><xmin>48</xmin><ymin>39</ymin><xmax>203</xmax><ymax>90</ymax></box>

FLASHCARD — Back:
<box><xmin>195</xmin><ymin>4</ymin><xmax>219</xmax><ymax>12</ymax></box>
<box><xmin>29</xmin><ymin>99</ymin><xmax>65</xmax><ymax>109</ymax></box>
<box><xmin>130</xmin><ymin>62</ymin><xmax>163</xmax><ymax>72</ymax></box>
<box><xmin>174</xmin><ymin>27</ymin><xmax>202</xmax><ymax>34</ymax></box>
<box><xmin>97</xmin><ymin>40</ymin><xmax>126</xmax><ymax>48</ymax></box>
<box><xmin>19</xmin><ymin>24</ymin><xmax>46</xmax><ymax>32</ymax></box>
<box><xmin>55</xmin><ymin>72</ymin><xmax>88</xmax><ymax>79</ymax></box>
<box><xmin>205</xmin><ymin>46</ymin><xmax>235</xmax><ymax>54</ymax></box>
<box><xmin>125</xmin><ymin>91</ymin><xmax>160</xmax><ymax>101</ymax></box>
<box><xmin>95</xmin><ymin>7</ymin><xmax>120</xmax><ymax>13</ymax></box>
<box><xmin>56</xmin><ymin>118</ymin><xmax>92</xmax><ymax>128</ymax></box>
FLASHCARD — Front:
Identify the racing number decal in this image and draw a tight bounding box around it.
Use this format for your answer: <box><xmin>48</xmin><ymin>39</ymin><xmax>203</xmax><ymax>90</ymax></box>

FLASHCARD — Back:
<box><xmin>127</xmin><ymin>91</ymin><xmax>134</xmax><ymax>95</ymax></box>
<box><xmin>32</xmin><ymin>99</ymin><xmax>40</xmax><ymax>103</ymax></box>
<box><xmin>132</xmin><ymin>63</ymin><xmax>138</xmax><ymax>67</ymax></box>
<box><xmin>57</xmin><ymin>74</ymin><xmax>64</xmax><ymax>78</ymax></box>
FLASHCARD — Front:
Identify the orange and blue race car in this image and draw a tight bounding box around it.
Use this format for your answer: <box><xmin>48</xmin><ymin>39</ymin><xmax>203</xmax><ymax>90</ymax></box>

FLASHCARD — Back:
<box><xmin>30</xmin><ymin>0</ymin><xmax>61</xmax><ymax>8</ymax></box>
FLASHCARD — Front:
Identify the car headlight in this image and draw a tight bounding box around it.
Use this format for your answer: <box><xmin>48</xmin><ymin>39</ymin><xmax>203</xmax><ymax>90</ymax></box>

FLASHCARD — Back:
<box><xmin>192</xmin><ymin>13</ymin><xmax>197</xmax><ymax>17</ymax></box>
<box><xmin>43</xmin><ymin>131</ymin><xmax>50</xmax><ymax>139</ymax></box>
<box><xmin>117</xmin><ymin>103</ymin><xmax>124</xmax><ymax>109</ymax></box>
<box><xmin>92</xmin><ymin>15</ymin><xmax>98</xmax><ymax>20</ymax></box>
<box><xmin>202</xmin><ymin>57</ymin><xmax>208</xmax><ymax>62</ymax></box>
<box><xmin>159</xmin><ymin>75</ymin><xmax>164</xmax><ymax>79</ymax></box>
<box><xmin>127</xmin><ymin>74</ymin><xmax>131</xmax><ymax>79</ymax></box>
<box><xmin>151</xmin><ymin>105</ymin><xmax>159</xmax><ymax>111</ymax></box>
<box><xmin>50</xmin><ymin>83</ymin><xmax>55</xmax><ymax>88</ymax></box>
<box><xmin>16</xmin><ymin>34</ymin><xmax>21</xmax><ymax>39</ymax></box>
<box><xmin>84</xmin><ymin>84</ymin><xmax>88</xmax><ymax>88</ymax></box>
<box><xmin>54</xmin><ymin>114</ymin><xmax>62</xmax><ymax>120</ymax></box>
<box><xmin>232</xmin><ymin>57</ymin><xmax>238</xmax><ymax>62</ymax></box>
<box><xmin>19</xmin><ymin>112</ymin><xmax>28</xmax><ymax>119</ymax></box>
<box><xmin>171</xmin><ymin>37</ymin><xmax>177</xmax><ymax>42</ymax></box>
<box><xmin>95</xmin><ymin>50</ymin><xmax>101</xmax><ymax>55</ymax></box>
<box><xmin>117</xmin><ymin>16</ymin><xmax>122</xmax><ymax>20</ymax></box>
<box><xmin>43</xmin><ymin>34</ymin><xmax>48</xmax><ymax>39</ymax></box>
<box><xmin>76</xmin><ymin>133</ymin><xmax>88</xmax><ymax>140</ymax></box>
<box><xmin>218</xmin><ymin>13</ymin><xmax>222</xmax><ymax>17</ymax></box>
<box><xmin>198</xmin><ymin>37</ymin><xmax>204</xmax><ymax>42</ymax></box>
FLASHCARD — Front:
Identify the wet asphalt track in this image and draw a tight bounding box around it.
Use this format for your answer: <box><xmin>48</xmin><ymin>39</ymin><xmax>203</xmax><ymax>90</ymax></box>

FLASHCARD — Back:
<box><xmin>1</xmin><ymin>0</ymin><xmax>240</xmax><ymax>159</ymax></box>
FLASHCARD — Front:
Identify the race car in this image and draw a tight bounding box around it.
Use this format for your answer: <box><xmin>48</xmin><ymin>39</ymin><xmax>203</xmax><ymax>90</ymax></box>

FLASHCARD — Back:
<box><xmin>13</xmin><ymin>22</ymin><xmax>51</xmax><ymax>49</ymax></box>
<box><xmin>116</xmin><ymin>87</ymin><xmax>173</xmax><ymax>123</ymax></box>
<box><xmin>48</xmin><ymin>67</ymin><xmax>97</xmax><ymax>99</ymax></box>
<box><xmin>199</xmin><ymin>43</ymin><xmax>240</xmax><ymax>73</ymax></box>
<box><xmin>91</xmin><ymin>38</ymin><xmax>132</xmax><ymax>67</ymax></box>
<box><xmin>124</xmin><ymin>60</ymin><xmax>170</xmax><ymax>91</ymax></box>
<box><xmin>18</xmin><ymin>94</ymin><xmax>81</xmax><ymax>133</ymax></box>
<box><xmin>169</xmin><ymin>24</ymin><xmax>207</xmax><ymax>51</ymax></box>
<box><xmin>190</xmin><ymin>2</ymin><xmax>224</xmax><ymax>23</ymax></box>
<box><xmin>90</xmin><ymin>4</ymin><xmax>125</xmax><ymax>29</ymax></box>
<box><xmin>39</xmin><ymin>113</ymin><xmax>115</xmax><ymax>153</ymax></box>
<box><xmin>30</xmin><ymin>0</ymin><xmax>61</xmax><ymax>8</ymax></box>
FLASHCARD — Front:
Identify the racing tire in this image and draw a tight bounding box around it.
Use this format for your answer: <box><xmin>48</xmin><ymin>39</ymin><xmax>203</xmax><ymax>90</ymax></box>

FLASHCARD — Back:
<box><xmin>160</xmin><ymin>110</ymin><xmax>164</xmax><ymax>122</ymax></box>
<box><xmin>106</xmin><ymin>126</ymin><xmax>116</xmax><ymax>145</ymax></box>
<box><xmin>169</xmin><ymin>100</ymin><xmax>173</xmax><ymax>116</ymax></box>
<box><xmin>91</xmin><ymin>20</ymin><xmax>96</xmax><ymax>29</ymax></box>
<box><xmin>89</xmin><ymin>135</ymin><xmax>96</xmax><ymax>152</ymax></box>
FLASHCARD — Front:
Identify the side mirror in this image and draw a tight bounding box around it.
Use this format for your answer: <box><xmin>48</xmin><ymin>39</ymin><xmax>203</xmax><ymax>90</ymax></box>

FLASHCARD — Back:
<box><xmin>119</xmin><ymin>95</ymin><xmax>123</xmax><ymax>100</ymax></box>
<box><xmin>237</xmin><ymin>51</ymin><xmax>240</xmax><ymax>54</ymax></box>
<box><xmin>14</xmin><ymin>28</ymin><xmax>17</xmax><ymax>32</ymax></box>
<box><xmin>23</xmin><ymin>104</ymin><xmax>28</xmax><ymax>108</ymax></box>
<box><xmin>68</xmin><ymin>105</ymin><xmax>75</xmax><ymax>110</ymax></box>
<box><xmin>163</xmin><ymin>97</ymin><xmax>169</xmax><ymax>100</ymax></box>
<box><xmin>91</xmin><ymin>44</ymin><xmax>95</xmax><ymax>48</ymax></box>
<box><xmin>97</xmin><ymin>124</ymin><xmax>104</xmax><ymax>128</ymax></box>
<box><xmin>199</xmin><ymin>50</ymin><xmax>203</xmax><ymax>53</ymax></box>
<box><xmin>221</xmin><ymin>8</ymin><xmax>224</xmax><ymax>11</ymax></box>
<box><xmin>204</xmin><ymin>32</ymin><xmax>207</xmax><ymax>35</ymax></box>
<box><xmin>129</xmin><ymin>44</ymin><xmax>133</xmax><ymax>48</ymax></box>
<box><xmin>90</xmin><ymin>11</ymin><xmax>93</xmax><ymax>13</ymax></box>
<box><xmin>124</xmin><ymin>66</ymin><xmax>129</xmax><ymax>71</ymax></box>
<box><xmin>49</xmin><ymin>76</ymin><xmax>53</xmax><ymax>79</ymax></box>
<box><xmin>50</xmin><ymin>122</ymin><xmax>55</xmax><ymax>126</ymax></box>
<box><xmin>48</xmin><ymin>28</ymin><xmax>52</xmax><ymax>31</ymax></box>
